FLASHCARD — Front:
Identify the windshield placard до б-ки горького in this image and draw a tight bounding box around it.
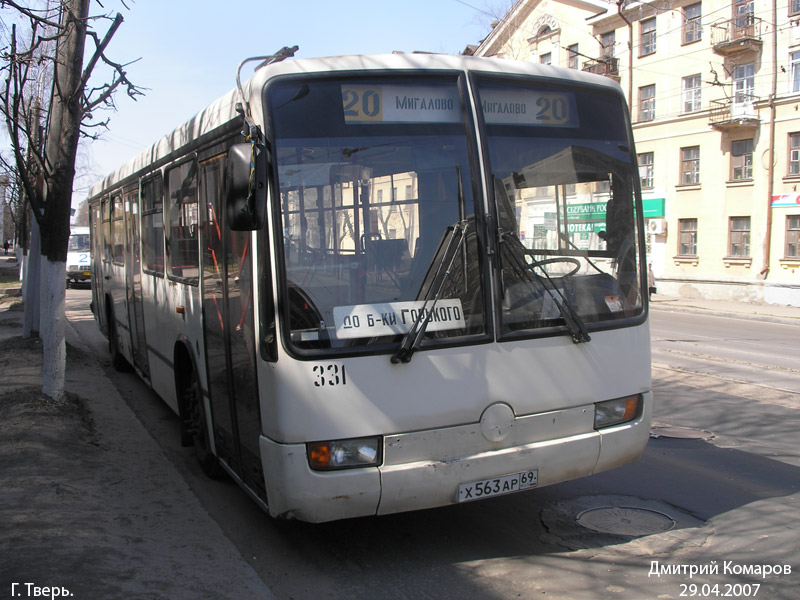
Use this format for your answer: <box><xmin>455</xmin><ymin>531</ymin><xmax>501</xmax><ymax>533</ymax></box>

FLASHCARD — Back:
<box><xmin>333</xmin><ymin>299</ymin><xmax>465</xmax><ymax>339</ymax></box>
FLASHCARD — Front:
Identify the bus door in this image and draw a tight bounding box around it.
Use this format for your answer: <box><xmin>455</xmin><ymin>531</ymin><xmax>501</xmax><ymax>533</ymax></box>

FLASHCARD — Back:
<box><xmin>109</xmin><ymin>193</ymin><xmax>127</xmax><ymax>329</ymax></box>
<box><xmin>125</xmin><ymin>189</ymin><xmax>149</xmax><ymax>376</ymax></box>
<box><xmin>90</xmin><ymin>203</ymin><xmax>103</xmax><ymax>326</ymax></box>
<box><xmin>200</xmin><ymin>156</ymin><xmax>264</xmax><ymax>498</ymax></box>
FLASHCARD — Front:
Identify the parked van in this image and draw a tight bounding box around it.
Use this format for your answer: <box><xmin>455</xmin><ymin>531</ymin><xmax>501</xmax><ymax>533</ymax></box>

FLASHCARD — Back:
<box><xmin>66</xmin><ymin>226</ymin><xmax>91</xmax><ymax>288</ymax></box>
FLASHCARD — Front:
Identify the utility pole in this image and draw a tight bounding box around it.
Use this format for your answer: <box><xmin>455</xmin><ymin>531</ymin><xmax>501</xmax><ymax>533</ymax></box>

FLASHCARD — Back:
<box><xmin>762</xmin><ymin>0</ymin><xmax>778</xmax><ymax>279</ymax></box>
<box><xmin>617</xmin><ymin>0</ymin><xmax>633</xmax><ymax>109</ymax></box>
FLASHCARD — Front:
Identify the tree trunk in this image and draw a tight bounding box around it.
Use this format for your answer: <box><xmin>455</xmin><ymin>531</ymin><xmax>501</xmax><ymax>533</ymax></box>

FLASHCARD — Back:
<box><xmin>41</xmin><ymin>257</ymin><xmax>66</xmax><ymax>399</ymax></box>
<box><xmin>38</xmin><ymin>0</ymin><xmax>91</xmax><ymax>402</ymax></box>
<box><xmin>22</xmin><ymin>216</ymin><xmax>41</xmax><ymax>337</ymax></box>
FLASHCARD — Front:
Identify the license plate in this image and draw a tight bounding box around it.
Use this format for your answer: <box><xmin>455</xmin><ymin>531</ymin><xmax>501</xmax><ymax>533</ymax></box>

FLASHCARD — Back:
<box><xmin>457</xmin><ymin>470</ymin><xmax>538</xmax><ymax>502</ymax></box>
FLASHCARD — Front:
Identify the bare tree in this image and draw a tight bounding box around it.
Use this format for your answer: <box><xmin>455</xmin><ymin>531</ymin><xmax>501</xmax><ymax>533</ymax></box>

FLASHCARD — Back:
<box><xmin>466</xmin><ymin>0</ymin><xmax>517</xmax><ymax>33</ymax></box>
<box><xmin>1</xmin><ymin>0</ymin><xmax>143</xmax><ymax>401</ymax></box>
<box><xmin>72</xmin><ymin>197</ymin><xmax>89</xmax><ymax>226</ymax></box>
<box><xmin>0</xmin><ymin>155</ymin><xmax>20</xmax><ymax>243</ymax></box>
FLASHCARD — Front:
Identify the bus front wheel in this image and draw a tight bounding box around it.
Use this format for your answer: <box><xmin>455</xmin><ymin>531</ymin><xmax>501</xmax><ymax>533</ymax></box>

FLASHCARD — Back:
<box><xmin>183</xmin><ymin>366</ymin><xmax>223</xmax><ymax>479</ymax></box>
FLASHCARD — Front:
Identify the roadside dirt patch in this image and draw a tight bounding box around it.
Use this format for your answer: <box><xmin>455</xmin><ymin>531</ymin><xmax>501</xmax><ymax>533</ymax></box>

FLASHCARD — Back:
<box><xmin>0</xmin><ymin>386</ymin><xmax>96</xmax><ymax>455</ymax></box>
<box><xmin>0</xmin><ymin>338</ymin><xmax>110</xmax><ymax>595</ymax></box>
<box><xmin>0</xmin><ymin>319</ymin><xmax>272</xmax><ymax>599</ymax></box>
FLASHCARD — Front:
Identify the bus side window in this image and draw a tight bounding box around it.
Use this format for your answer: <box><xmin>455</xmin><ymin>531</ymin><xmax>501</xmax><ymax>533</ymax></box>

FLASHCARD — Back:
<box><xmin>101</xmin><ymin>197</ymin><xmax>112</xmax><ymax>263</ymax></box>
<box><xmin>166</xmin><ymin>159</ymin><xmax>200</xmax><ymax>283</ymax></box>
<box><xmin>111</xmin><ymin>194</ymin><xmax>124</xmax><ymax>265</ymax></box>
<box><xmin>141</xmin><ymin>174</ymin><xmax>165</xmax><ymax>275</ymax></box>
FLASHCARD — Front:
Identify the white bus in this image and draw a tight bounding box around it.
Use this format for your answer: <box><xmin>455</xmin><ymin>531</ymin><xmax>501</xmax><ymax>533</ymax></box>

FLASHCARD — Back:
<box><xmin>66</xmin><ymin>226</ymin><xmax>91</xmax><ymax>288</ymax></box>
<box><xmin>89</xmin><ymin>51</ymin><xmax>651</xmax><ymax>523</ymax></box>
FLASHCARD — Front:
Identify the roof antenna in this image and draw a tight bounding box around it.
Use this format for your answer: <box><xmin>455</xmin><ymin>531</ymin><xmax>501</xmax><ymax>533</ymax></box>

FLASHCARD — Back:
<box><xmin>235</xmin><ymin>46</ymin><xmax>299</xmax><ymax>119</ymax></box>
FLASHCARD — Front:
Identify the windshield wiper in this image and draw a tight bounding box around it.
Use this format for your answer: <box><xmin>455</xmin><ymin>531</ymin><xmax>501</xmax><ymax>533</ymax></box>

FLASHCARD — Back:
<box><xmin>499</xmin><ymin>230</ymin><xmax>590</xmax><ymax>344</ymax></box>
<box><xmin>391</xmin><ymin>220</ymin><xmax>471</xmax><ymax>364</ymax></box>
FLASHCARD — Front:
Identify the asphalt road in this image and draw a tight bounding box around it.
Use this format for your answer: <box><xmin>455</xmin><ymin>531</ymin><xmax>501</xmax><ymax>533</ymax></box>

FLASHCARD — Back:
<box><xmin>650</xmin><ymin>309</ymin><xmax>800</xmax><ymax>394</ymax></box>
<box><xmin>66</xmin><ymin>288</ymin><xmax>800</xmax><ymax>600</ymax></box>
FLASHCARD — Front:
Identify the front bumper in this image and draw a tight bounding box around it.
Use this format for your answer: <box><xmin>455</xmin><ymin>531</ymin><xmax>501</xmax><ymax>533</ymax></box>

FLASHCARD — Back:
<box><xmin>260</xmin><ymin>392</ymin><xmax>652</xmax><ymax>523</ymax></box>
<box><xmin>66</xmin><ymin>268</ymin><xmax>91</xmax><ymax>281</ymax></box>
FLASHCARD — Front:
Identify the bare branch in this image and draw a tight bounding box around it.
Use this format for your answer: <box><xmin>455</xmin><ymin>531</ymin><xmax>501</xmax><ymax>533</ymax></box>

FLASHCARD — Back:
<box><xmin>1</xmin><ymin>25</ymin><xmax>43</xmax><ymax>217</ymax></box>
<box><xmin>0</xmin><ymin>0</ymin><xmax>64</xmax><ymax>30</ymax></box>
<box><xmin>79</xmin><ymin>12</ymin><xmax>123</xmax><ymax>91</ymax></box>
<box><xmin>79</xmin><ymin>116</ymin><xmax>111</xmax><ymax>140</ymax></box>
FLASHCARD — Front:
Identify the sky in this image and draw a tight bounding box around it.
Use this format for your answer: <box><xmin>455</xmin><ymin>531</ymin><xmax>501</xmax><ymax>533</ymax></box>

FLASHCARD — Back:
<box><xmin>70</xmin><ymin>0</ymin><xmax>497</xmax><ymax>207</ymax></box>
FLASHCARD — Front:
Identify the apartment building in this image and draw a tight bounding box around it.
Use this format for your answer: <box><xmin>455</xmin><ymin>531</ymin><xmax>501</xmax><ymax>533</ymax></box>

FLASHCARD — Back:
<box><xmin>474</xmin><ymin>0</ymin><xmax>800</xmax><ymax>306</ymax></box>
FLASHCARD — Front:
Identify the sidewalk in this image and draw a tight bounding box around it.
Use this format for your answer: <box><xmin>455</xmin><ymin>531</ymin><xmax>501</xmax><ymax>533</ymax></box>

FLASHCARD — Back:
<box><xmin>650</xmin><ymin>293</ymin><xmax>800</xmax><ymax>325</ymax></box>
<box><xmin>0</xmin><ymin>253</ymin><xmax>273</xmax><ymax>598</ymax></box>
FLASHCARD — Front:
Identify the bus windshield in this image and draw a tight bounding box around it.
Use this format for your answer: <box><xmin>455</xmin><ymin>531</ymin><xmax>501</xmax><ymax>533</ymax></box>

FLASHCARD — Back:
<box><xmin>270</xmin><ymin>73</ymin><xmax>643</xmax><ymax>355</ymax></box>
<box><xmin>270</xmin><ymin>76</ymin><xmax>487</xmax><ymax>353</ymax></box>
<box><xmin>476</xmin><ymin>76</ymin><xmax>643</xmax><ymax>337</ymax></box>
<box><xmin>68</xmin><ymin>233</ymin><xmax>90</xmax><ymax>252</ymax></box>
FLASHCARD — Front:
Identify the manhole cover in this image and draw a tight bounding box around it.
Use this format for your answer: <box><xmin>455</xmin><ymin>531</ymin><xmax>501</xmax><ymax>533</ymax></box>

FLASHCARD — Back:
<box><xmin>650</xmin><ymin>425</ymin><xmax>714</xmax><ymax>440</ymax></box>
<box><xmin>576</xmin><ymin>506</ymin><xmax>676</xmax><ymax>536</ymax></box>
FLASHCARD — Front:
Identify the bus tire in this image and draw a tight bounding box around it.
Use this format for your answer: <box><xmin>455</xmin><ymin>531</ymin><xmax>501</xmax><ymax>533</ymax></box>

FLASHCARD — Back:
<box><xmin>183</xmin><ymin>364</ymin><xmax>223</xmax><ymax>479</ymax></box>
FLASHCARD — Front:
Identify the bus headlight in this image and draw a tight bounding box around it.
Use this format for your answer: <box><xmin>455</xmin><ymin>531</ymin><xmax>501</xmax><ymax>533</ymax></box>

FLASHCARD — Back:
<box><xmin>307</xmin><ymin>437</ymin><xmax>382</xmax><ymax>471</ymax></box>
<box><xmin>594</xmin><ymin>395</ymin><xmax>641</xmax><ymax>429</ymax></box>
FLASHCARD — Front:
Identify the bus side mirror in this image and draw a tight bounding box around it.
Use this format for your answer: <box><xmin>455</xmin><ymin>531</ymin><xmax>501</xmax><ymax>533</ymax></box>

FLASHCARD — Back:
<box><xmin>225</xmin><ymin>143</ymin><xmax>267</xmax><ymax>231</ymax></box>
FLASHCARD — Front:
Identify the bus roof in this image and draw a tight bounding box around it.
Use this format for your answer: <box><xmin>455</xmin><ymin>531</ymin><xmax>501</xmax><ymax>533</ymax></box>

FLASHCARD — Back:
<box><xmin>88</xmin><ymin>53</ymin><xmax>622</xmax><ymax>199</ymax></box>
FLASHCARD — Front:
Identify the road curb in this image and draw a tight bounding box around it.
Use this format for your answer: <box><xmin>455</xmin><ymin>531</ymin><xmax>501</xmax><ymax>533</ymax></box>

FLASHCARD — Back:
<box><xmin>650</xmin><ymin>303</ymin><xmax>800</xmax><ymax>327</ymax></box>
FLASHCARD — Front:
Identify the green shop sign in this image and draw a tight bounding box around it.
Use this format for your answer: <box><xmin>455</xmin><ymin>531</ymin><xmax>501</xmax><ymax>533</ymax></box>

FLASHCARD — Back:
<box><xmin>567</xmin><ymin>221</ymin><xmax>605</xmax><ymax>234</ymax></box>
<box><xmin>560</xmin><ymin>198</ymin><xmax>664</xmax><ymax>228</ymax></box>
<box><xmin>642</xmin><ymin>198</ymin><xmax>665</xmax><ymax>218</ymax></box>
<box><xmin>566</xmin><ymin>202</ymin><xmax>606</xmax><ymax>221</ymax></box>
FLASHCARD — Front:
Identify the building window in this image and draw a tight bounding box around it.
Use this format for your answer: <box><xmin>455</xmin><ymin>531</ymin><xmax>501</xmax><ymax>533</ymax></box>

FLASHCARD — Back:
<box><xmin>640</xmin><ymin>18</ymin><xmax>656</xmax><ymax>56</ymax></box>
<box><xmin>787</xmin><ymin>215</ymin><xmax>800</xmax><ymax>257</ymax></box>
<box><xmin>601</xmin><ymin>31</ymin><xmax>615</xmax><ymax>57</ymax></box>
<box><xmin>681</xmin><ymin>146</ymin><xmax>700</xmax><ymax>185</ymax></box>
<box><xmin>683</xmin><ymin>3</ymin><xmax>702</xmax><ymax>44</ymax></box>
<box><xmin>729</xmin><ymin>216</ymin><xmax>751</xmax><ymax>257</ymax></box>
<box><xmin>731</xmin><ymin>139</ymin><xmax>754</xmax><ymax>180</ymax></box>
<box><xmin>638</xmin><ymin>152</ymin><xmax>654</xmax><ymax>189</ymax></box>
<box><xmin>734</xmin><ymin>0</ymin><xmax>754</xmax><ymax>36</ymax></box>
<box><xmin>733</xmin><ymin>62</ymin><xmax>755</xmax><ymax>117</ymax></box>
<box><xmin>791</xmin><ymin>52</ymin><xmax>800</xmax><ymax>93</ymax></box>
<box><xmin>682</xmin><ymin>74</ymin><xmax>702</xmax><ymax>113</ymax></box>
<box><xmin>679</xmin><ymin>218</ymin><xmax>698</xmax><ymax>256</ymax></box>
<box><xmin>789</xmin><ymin>133</ymin><xmax>800</xmax><ymax>175</ymax></box>
<box><xmin>567</xmin><ymin>44</ymin><xmax>578</xmax><ymax>69</ymax></box>
<box><xmin>639</xmin><ymin>84</ymin><xmax>655</xmax><ymax>121</ymax></box>
<box><xmin>540</xmin><ymin>52</ymin><xmax>551</xmax><ymax>65</ymax></box>
<box><xmin>792</xmin><ymin>0</ymin><xmax>800</xmax><ymax>16</ymax></box>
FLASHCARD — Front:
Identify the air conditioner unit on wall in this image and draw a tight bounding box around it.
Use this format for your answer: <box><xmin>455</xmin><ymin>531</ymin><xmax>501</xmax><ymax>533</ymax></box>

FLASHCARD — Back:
<box><xmin>647</xmin><ymin>218</ymin><xmax>666</xmax><ymax>235</ymax></box>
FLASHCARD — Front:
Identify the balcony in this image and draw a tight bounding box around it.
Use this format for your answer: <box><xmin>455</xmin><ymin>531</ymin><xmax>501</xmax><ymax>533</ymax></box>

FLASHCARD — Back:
<box><xmin>710</xmin><ymin>16</ymin><xmax>763</xmax><ymax>55</ymax></box>
<box><xmin>709</xmin><ymin>96</ymin><xmax>760</xmax><ymax>131</ymax></box>
<box><xmin>581</xmin><ymin>57</ymin><xmax>619</xmax><ymax>81</ymax></box>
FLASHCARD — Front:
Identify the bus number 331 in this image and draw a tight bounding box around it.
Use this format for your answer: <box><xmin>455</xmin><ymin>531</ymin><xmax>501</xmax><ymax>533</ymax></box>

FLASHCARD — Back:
<box><xmin>313</xmin><ymin>364</ymin><xmax>347</xmax><ymax>387</ymax></box>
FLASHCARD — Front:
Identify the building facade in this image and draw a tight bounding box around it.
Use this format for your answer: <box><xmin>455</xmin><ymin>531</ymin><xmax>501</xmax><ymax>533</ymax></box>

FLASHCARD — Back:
<box><xmin>475</xmin><ymin>0</ymin><xmax>800</xmax><ymax>306</ymax></box>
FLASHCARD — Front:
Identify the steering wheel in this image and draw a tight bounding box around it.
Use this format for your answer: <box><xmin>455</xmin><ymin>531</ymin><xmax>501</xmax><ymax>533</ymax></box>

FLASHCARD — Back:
<box><xmin>531</xmin><ymin>256</ymin><xmax>582</xmax><ymax>277</ymax></box>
